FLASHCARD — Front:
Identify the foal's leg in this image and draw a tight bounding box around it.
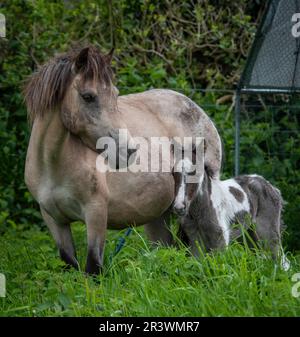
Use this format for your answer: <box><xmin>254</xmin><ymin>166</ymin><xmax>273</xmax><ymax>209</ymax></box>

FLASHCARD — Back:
<box><xmin>180</xmin><ymin>215</ymin><xmax>205</xmax><ymax>257</ymax></box>
<box><xmin>255</xmin><ymin>215</ymin><xmax>290</xmax><ymax>271</ymax></box>
<box><xmin>182</xmin><ymin>216</ymin><xmax>226</xmax><ymax>257</ymax></box>
<box><xmin>144</xmin><ymin>209</ymin><xmax>174</xmax><ymax>246</ymax></box>
<box><xmin>85</xmin><ymin>208</ymin><xmax>107</xmax><ymax>275</ymax></box>
<box><xmin>40</xmin><ymin>207</ymin><xmax>78</xmax><ymax>270</ymax></box>
<box><xmin>255</xmin><ymin>216</ymin><xmax>280</xmax><ymax>256</ymax></box>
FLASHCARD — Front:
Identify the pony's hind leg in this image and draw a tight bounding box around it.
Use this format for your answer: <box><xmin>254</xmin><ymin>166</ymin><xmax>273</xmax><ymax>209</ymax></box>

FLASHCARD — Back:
<box><xmin>40</xmin><ymin>207</ymin><xmax>78</xmax><ymax>270</ymax></box>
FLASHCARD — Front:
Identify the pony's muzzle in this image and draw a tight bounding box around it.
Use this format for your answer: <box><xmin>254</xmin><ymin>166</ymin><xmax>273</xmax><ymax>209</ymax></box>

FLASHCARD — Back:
<box><xmin>115</xmin><ymin>146</ymin><xmax>137</xmax><ymax>169</ymax></box>
<box><xmin>127</xmin><ymin>147</ymin><xmax>137</xmax><ymax>164</ymax></box>
<box><xmin>96</xmin><ymin>147</ymin><xmax>106</xmax><ymax>155</ymax></box>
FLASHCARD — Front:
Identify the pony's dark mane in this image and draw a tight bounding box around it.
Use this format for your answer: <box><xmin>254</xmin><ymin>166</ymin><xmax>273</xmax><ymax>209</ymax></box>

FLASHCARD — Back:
<box><xmin>23</xmin><ymin>45</ymin><xmax>113</xmax><ymax>124</ymax></box>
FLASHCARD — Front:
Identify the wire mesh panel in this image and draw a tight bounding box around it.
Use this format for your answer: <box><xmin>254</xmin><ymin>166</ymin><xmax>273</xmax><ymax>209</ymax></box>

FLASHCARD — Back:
<box><xmin>238</xmin><ymin>93</ymin><xmax>300</xmax><ymax>249</ymax></box>
<box><xmin>240</xmin><ymin>0</ymin><xmax>300</xmax><ymax>92</ymax></box>
<box><xmin>234</xmin><ymin>0</ymin><xmax>300</xmax><ymax>249</ymax></box>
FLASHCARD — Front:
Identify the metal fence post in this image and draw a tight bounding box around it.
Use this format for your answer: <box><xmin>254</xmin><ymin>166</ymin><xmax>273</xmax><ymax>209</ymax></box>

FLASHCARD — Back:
<box><xmin>234</xmin><ymin>90</ymin><xmax>241</xmax><ymax>176</ymax></box>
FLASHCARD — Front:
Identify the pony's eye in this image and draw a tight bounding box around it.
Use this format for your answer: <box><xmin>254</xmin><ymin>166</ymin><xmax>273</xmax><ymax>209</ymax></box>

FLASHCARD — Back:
<box><xmin>81</xmin><ymin>92</ymin><xmax>96</xmax><ymax>103</ymax></box>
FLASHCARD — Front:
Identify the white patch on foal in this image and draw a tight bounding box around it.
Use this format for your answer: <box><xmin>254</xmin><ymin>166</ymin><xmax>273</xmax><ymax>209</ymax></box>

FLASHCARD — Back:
<box><xmin>210</xmin><ymin>179</ymin><xmax>250</xmax><ymax>245</ymax></box>
<box><xmin>173</xmin><ymin>158</ymin><xmax>191</xmax><ymax>210</ymax></box>
<box><xmin>280</xmin><ymin>246</ymin><xmax>290</xmax><ymax>271</ymax></box>
<box><xmin>174</xmin><ymin>176</ymin><xmax>186</xmax><ymax>211</ymax></box>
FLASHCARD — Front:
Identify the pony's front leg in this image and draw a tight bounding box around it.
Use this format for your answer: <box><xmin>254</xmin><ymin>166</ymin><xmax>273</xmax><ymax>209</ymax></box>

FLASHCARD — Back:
<box><xmin>40</xmin><ymin>207</ymin><xmax>78</xmax><ymax>270</ymax></box>
<box><xmin>85</xmin><ymin>207</ymin><xmax>107</xmax><ymax>275</ymax></box>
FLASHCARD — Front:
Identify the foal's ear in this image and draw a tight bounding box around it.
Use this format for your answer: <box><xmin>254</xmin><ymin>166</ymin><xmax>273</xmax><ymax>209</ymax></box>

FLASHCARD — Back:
<box><xmin>192</xmin><ymin>139</ymin><xmax>206</xmax><ymax>159</ymax></box>
<box><xmin>192</xmin><ymin>142</ymin><xmax>196</xmax><ymax>154</ymax></box>
<box><xmin>74</xmin><ymin>47</ymin><xmax>90</xmax><ymax>73</ymax></box>
<box><xmin>104</xmin><ymin>48</ymin><xmax>114</xmax><ymax>64</ymax></box>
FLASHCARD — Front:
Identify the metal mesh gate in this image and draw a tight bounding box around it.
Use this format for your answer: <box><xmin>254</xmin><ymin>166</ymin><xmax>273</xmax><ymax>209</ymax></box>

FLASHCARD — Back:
<box><xmin>234</xmin><ymin>0</ymin><xmax>300</xmax><ymax>249</ymax></box>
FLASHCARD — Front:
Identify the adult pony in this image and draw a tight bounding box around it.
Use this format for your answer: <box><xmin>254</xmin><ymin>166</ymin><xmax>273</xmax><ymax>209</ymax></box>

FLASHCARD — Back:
<box><xmin>24</xmin><ymin>45</ymin><xmax>222</xmax><ymax>275</ymax></box>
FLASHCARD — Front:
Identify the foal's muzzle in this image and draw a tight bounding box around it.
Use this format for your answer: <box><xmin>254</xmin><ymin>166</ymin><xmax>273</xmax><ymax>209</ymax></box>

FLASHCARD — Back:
<box><xmin>173</xmin><ymin>203</ymin><xmax>187</xmax><ymax>217</ymax></box>
<box><xmin>115</xmin><ymin>146</ymin><xmax>137</xmax><ymax>169</ymax></box>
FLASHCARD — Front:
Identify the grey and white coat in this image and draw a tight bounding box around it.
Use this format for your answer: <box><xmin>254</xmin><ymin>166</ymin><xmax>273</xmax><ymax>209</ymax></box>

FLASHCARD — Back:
<box><xmin>173</xmin><ymin>154</ymin><xmax>290</xmax><ymax>271</ymax></box>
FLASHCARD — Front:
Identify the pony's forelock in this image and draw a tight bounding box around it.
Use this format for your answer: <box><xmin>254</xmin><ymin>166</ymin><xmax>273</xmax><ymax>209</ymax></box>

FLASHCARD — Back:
<box><xmin>23</xmin><ymin>45</ymin><xmax>113</xmax><ymax>124</ymax></box>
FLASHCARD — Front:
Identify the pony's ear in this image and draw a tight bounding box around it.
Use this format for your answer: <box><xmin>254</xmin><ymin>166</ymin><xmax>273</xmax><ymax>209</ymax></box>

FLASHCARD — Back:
<box><xmin>74</xmin><ymin>47</ymin><xmax>90</xmax><ymax>73</ymax></box>
<box><xmin>104</xmin><ymin>48</ymin><xmax>114</xmax><ymax>64</ymax></box>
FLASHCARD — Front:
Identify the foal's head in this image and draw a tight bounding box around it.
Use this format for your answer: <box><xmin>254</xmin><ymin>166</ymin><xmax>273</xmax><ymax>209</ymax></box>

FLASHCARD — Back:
<box><xmin>24</xmin><ymin>45</ymin><xmax>134</xmax><ymax>164</ymax></box>
<box><xmin>172</xmin><ymin>141</ymin><xmax>205</xmax><ymax>216</ymax></box>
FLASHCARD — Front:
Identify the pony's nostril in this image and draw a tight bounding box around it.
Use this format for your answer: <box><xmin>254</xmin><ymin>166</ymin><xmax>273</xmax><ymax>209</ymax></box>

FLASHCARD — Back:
<box><xmin>127</xmin><ymin>148</ymin><xmax>137</xmax><ymax>166</ymax></box>
<box><xmin>128</xmin><ymin>148</ymin><xmax>137</xmax><ymax>157</ymax></box>
<box><xmin>96</xmin><ymin>147</ymin><xmax>106</xmax><ymax>155</ymax></box>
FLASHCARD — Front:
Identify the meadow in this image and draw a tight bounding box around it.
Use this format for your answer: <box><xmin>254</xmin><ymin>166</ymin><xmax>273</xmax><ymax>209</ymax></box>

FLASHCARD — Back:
<box><xmin>1</xmin><ymin>222</ymin><xmax>299</xmax><ymax>317</ymax></box>
<box><xmin>1</xmin><ymin>1</ymin><xmax>300</xmax><ymax>318</ymax></box>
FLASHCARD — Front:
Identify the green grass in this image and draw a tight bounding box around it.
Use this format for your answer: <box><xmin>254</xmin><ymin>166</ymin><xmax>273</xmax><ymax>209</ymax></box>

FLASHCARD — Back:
<box><xmin>0</xmin><ymin>223</ymin><xmax>299</xmax><ymax>317</ymax></box>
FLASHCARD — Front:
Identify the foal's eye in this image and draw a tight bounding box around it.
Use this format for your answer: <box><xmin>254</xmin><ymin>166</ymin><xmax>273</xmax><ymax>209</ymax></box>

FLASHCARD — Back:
<box><xmin>187</xmin><ymin>169</ymin><xmax>196</xmax><ymax>176</ymax></box>
<box><xmin>81</xmin><ymin>92</ymin><xmax>96</xmax><ymax>103</ymax></box>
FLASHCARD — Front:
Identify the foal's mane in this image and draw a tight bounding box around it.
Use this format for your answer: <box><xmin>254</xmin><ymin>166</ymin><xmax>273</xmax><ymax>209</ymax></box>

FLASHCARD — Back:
<box><xmin>23</xmin><ymin>45</ymin><xmax>113</xmax><ymax>124</ymax></box>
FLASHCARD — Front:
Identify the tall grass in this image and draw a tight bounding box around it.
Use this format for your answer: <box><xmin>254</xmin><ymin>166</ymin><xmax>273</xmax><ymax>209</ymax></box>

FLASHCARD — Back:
<box><xmin>0</xmin><ymin>223</ymin><xmax>299</xmax><ymax>317</ymax></box>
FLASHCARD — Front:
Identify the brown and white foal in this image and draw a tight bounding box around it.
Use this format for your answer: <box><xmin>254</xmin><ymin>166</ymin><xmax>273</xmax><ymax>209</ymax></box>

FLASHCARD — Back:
<box><xmin>173</xmin><ymin>145</ymin><xmax>290</xmax><ymax>271</ymax></box>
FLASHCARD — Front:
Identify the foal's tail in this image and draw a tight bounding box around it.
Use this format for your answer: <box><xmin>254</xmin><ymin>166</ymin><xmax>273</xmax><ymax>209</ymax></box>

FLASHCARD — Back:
<box><xmin>249</xmin><ymin>175</ymin><xmax>284</xmax><ymax>210</ymax></box>
<box><xmin>246</xmin><ymin>175</ymin><xmax>290</xmax><ymax>270</ymax></box>
<box><xmin>260</xmin><ymin>177</ymin><xmax>285</xmax><ymax>234</ymax></box>
<box><xmin>246</xmin><ymin>175</ymin><xmax>284</xmax><ymax>236</ymax></box>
